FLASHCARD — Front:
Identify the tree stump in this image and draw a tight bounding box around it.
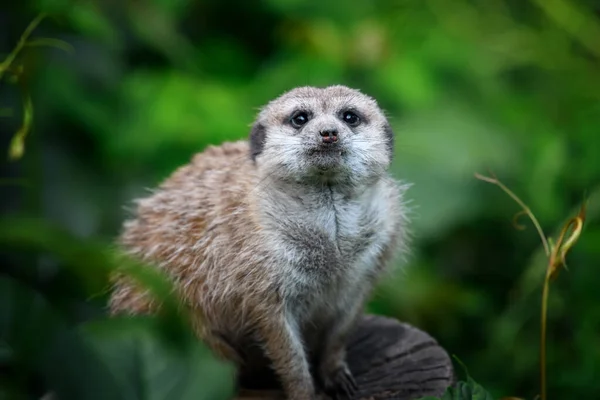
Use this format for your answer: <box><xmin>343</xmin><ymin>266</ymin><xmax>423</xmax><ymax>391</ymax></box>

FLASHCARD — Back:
<box><xmin>236</xmin><ymin>315</ymin><xmax>454</xmax><ymax>400</ymax></box>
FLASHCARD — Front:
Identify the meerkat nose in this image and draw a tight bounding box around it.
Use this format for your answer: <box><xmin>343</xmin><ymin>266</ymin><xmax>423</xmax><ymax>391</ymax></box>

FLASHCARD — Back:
<box><xmin>320</xmin><ymin>129</ymin><xmax>338</xmax><ymax>144</ymax></box>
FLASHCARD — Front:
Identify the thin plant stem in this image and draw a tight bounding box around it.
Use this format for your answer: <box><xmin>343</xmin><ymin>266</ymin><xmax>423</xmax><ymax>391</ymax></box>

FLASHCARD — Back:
<box><xmin>0</xmin><ymin>13</ymin><xmax>47</xmax><ymax>81</ymax></box>
<box><xmin>476</xmin><ymin>172</ymin><xmax>585</xmax><ymax>400</ymax></box>
<box><xmin>475</xmin><ymin>173</ymin><xmax>550</xmax><ymax>256</ymax></box>
<box><xmin>540</xmin><ymin>269</ymin><xmax>551</xmax><ymax>400</ymax></box>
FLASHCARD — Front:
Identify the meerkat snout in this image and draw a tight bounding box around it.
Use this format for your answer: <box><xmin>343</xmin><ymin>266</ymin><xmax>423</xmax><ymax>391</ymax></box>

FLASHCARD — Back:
<box><xmin>319</xmin><ymin>128</ymin><xmax>338</xmax><ymax>144</ymax></box>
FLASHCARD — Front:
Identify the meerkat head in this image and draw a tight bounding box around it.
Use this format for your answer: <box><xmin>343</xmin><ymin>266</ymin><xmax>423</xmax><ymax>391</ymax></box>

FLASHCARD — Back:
<box><xmin>249</xmin><ymin>85</ymin><xmax>394</xmax><ymax>186</ymax></box>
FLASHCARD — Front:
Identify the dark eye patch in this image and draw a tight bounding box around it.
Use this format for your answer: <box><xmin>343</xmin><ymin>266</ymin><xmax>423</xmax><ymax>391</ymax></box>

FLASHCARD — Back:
<box><xmin>338</xmin><ymin>108</ymin><xmax>367</xmax><ymax>127</ymax></box>
<box><xmin>342</xmin><ymin>110</ymin><xmax>360</xmax><ymax>126</ymax></box>
<box><xmin>383</xmin><ymin>122</ymin><xmax>395</xmax><ymax>159</ymax></box>
<box><xmin>289</xmin><ymin>110</ymin><xmax>310</xmax><ymax>128</ymax></box>
<box><xmin>250</xmin><ymin>122</ymin><xmax>267</xmax><ymax>161</ymax></box>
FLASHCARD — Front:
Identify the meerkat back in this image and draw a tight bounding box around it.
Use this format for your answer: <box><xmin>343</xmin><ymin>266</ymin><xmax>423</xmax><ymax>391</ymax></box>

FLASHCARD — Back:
<box><xmin>108</xmin><ymin>141</ymin><xmax>271</xmax><ymax>327</ymax></box>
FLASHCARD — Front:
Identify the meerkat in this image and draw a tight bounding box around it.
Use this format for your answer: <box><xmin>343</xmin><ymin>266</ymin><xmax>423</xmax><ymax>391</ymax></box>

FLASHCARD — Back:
<box><xmin>108</xmin><ymin>85</ymin><xmax>410</xmax><ymax>400</ymax></box>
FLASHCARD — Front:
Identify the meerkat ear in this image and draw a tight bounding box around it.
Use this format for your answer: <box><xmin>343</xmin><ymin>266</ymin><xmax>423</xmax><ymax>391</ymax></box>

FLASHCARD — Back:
<box><xmin>249</xmin><ymin>122</ymin><xmax>267</xmax><ymax>161</ymax></box>
<box><xmin>383</xmin><ymin>121</ymin><xmax>395</xmax><ymax>159</ymax></box>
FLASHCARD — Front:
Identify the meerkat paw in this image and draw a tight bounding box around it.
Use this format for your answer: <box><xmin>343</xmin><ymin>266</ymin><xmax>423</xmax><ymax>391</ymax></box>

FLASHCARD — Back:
<box><xmin>320</xmin><ymin>363</ymin><xmax>358</xmax><ymax>400</ymax></box>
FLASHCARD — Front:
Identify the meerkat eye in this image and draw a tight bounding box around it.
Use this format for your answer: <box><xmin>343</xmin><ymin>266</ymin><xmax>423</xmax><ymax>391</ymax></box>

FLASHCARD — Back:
<box><xmin>342</xmin><ymin>111</ymin><xmax>360</xmax><ymax>126</ymax></box>
<box><xmin>290</xmin><ymin>111</ymin><xmax>310</xmax><ymax>128</ymax></box>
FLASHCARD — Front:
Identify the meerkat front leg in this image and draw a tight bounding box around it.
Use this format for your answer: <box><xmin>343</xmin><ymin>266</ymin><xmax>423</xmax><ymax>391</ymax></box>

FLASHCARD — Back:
<box><xmin>317</xmin><ymin>301</ymin><xmax>364</xmax><ymax>399</ymax></box>
<box><xmin>257</xmin><ymin>312</ymin><xmax>316</xmax><ymax>400</ymax></box>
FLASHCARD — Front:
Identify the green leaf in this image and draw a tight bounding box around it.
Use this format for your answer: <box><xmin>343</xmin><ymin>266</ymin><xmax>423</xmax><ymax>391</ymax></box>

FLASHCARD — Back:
<box><xmin>0</xmin><ymin>216</ymin><xmax>188</xmax><ymax>335</ymax></box>
<box><xmin>25</xmin><ymin>37</ymin><xmax>75</xmax><ymax>53</ymax></box>
<box><xmin>456</xmin><ymin>377</ymin><xmax>495</xmax><ymax>400</ymax></box>
<box><xmin>0</xmin><ymin>276</ymin><xmax>126</xmax><ymax>399</ymax></box>
<box><xmin>419</xmin><ymin>357</ymin><xmax>495</xmax><ymax>400</ymax></box>
<box><xmin>0</xmin><ymin>276</ymin><xmax>62</xmax><ymax>368</ymax></box>
<box><xmin>0</xmin><ymin>276</ymin><xmax>235</xmax><ymax>400</ymax></box>
<box><xmin>418</xmin><ymin>377</ymin><xmax>495</xmax><ymax>400</ymax></box>
<box><xmin>82</xmin><ymin>317</ymin><xmax>235</xmax><ymax>400</ymax></box>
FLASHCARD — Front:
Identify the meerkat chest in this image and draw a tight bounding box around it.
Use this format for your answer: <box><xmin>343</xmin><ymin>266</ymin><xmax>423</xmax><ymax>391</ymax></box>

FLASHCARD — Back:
<box><xmin>262</xmin><ymin>186</ymin><xmax>392</xmax><ymax>294</ymax></box>
<box><xmin>303</xmin><ymin>200</ymin><xmax>380</xmax><ymax>262</ymax></box>
<box><xmin>283</xmin><ymin>198</ymin><xmax>391</xmax><ymax>321</ymax></box>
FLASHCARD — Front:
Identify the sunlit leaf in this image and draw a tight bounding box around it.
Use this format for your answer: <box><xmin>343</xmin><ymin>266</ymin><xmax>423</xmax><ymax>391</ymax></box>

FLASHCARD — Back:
<box><xmin>7</xmin><ymin>92</ymin><xmax>33</xmax><ymax>161</ymax></box>
<box><xmin>0</xmin><ymin>13</ymin><xmax>70</xmax><ymax>162</ymax></box>
<box><xmin>477</xmin><ymin>173</ymin><xmax>588</xmax><ymax>400</ymax></box>
<box><xmin>548</xmin><ymin>200</ymin><xmax>586</xmax><ymax>281</ymax></box>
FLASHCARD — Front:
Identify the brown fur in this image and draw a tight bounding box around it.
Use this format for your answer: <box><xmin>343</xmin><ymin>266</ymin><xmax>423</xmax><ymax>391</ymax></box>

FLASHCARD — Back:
<box><xmin>109</xmin><ymin>86</ymin><xmax>410</xmax><ymax>400</ymax></box>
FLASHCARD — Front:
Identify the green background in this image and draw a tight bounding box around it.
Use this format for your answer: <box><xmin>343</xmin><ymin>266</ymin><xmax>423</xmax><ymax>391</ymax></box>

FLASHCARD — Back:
<box><xmin>1</xmin><ymin>0</ymin><xmax>599</xmax><ymax>399</ymax></box>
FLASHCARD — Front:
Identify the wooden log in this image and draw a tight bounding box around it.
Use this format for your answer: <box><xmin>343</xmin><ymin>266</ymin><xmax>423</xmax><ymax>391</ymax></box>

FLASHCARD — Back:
<box><xmin>236</xmin><ymin>314</ymin><xmax>454</xmax><ymax>400</ymax></box>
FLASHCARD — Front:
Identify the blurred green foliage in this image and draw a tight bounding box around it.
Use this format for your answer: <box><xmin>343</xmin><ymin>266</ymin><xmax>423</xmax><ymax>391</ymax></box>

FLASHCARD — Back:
<box><xmin>420</xmin><ymin>371</ymin><xmax>494</xmax><ymax>400</ymax></box>
<box><xmin>0</xmin><ymin>216</ymin><xmax>235</xmax><ymax>399</ymax></box>
<box><xmin>1</xmin><ymin>0</ymin><xmax>600</xmax><ymax>399</ymax></box>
